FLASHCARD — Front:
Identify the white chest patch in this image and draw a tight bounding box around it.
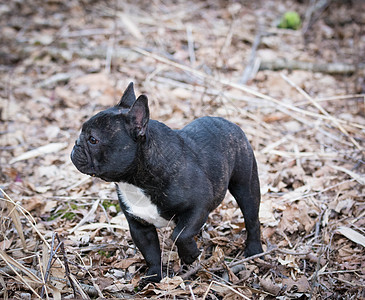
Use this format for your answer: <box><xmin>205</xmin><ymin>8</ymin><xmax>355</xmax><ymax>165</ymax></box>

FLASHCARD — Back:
<box><xmin>116</xmin><ymin>182</ymin><xmax>172</xmax><ymax>228</ymax></box>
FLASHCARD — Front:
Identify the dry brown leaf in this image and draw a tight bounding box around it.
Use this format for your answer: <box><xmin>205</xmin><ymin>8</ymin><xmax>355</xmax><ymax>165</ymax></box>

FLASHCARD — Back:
<box><xmin>69</xmin><ymin>199</ymin><xmax>99</xmax><ymax>234</ymax></box>
<box><xmin>278</xmin><ymin>254</ymin><xmax>301</xmax><ymax>273</ymax></box>
<box><xmin>113</xmin><ymin>258</ymin><xmax>142</xmax><ymax>269</ymax></box>
<box><xmin>0</xmin><ymin>238</ymin><xmax>13</xmax><ymax>251</ymax></box>
<box><xmin>41</xmin><ymin>200</ymin><xmax>58</xmax><ymax>214</ymax></box>
<box><xmin>156</xmin><ymin>276</ymin><xmax>184</xmax><ymax>290</ymax></box>
<box><xmin>223</xmin><ymin>263</ymin><xmax>240</xmax><ymax>284</ymax></box>
<box><xmin>22</xmin><ymin>197</ymin><xmax>43</xmax><ymax>212</ymax></box>
<box><xmin>336</xmin><ymin>227</ymin><xmax>365</xmax><ymax>247</ymax></box>
<box><xmin>259</xmin><ymin>199</ymin><xmax>277</xmax><ymax>225</ymax></box>
<box><xmin>259</xmin><ymin>277</ymin><xmax>281</xmax><ymax>295</ymax></box>
<box><xmin>104</xmin><ymin>282</ymin><xmax>134</xmax><ymax>293</ymax></box>
<box><xmin>278</xmin><ymin>201</ymin><xmax>315</xmax><ymax>234</ymax></box>
<box><xmin>282</xmin><ymin>275</ymin><xmax>310</xmax><ymax>293</ymax></box>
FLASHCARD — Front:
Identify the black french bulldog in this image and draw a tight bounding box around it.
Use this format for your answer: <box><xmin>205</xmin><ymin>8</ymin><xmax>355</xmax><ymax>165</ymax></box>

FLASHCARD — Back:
<box><xmin>71</xmin><ymin>82</ymin><xmax>263</xmax><ymax>282</ymax></box>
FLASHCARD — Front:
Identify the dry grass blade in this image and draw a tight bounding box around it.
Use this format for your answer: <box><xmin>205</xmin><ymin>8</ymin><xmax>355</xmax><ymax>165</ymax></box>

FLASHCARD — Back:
<box><xmin>0</xmin><ymin>274</ymin><xmax>8</xmax><ymax>300</ymax></box>
<box><xmin>0</xmin><ymin>188</ymin><xmax>88</xmax><ymax>298</ymax></box>
<box><xmin>0</xmin><ymin>250</ymin><xmax>42</xmax><ymax>298</ymax></box>
<box><xmin>69</xmin><ymin>273</ymin><xmax>90</xmax><ymax>299</ymax></box>
<box><xmin>0</xmin><ymin>251</ymin><xmax>42</xmax><ymax>283</ymax></box>
<box><xmin>119</xmin><ymin>13</ymin><xmax>143</xmax><ymax>40</ymax></box>
<box><xmin>267</xmin><ymin>150</ymin><xmax>338</xmax><ymax>159</ymax></box>
<box><xmin>37</xmin><ymin>254</ymin><xmax>48</xmax><ymax>299</ymax></box>
<box><xmin>281</xmin><ymin>73</ymin><xmax>362</xmax><ymax>150</ymax></box>
<box><xmin>330</xmin><ymin>165</ymin><xmax>365</xmax><ymax>185</ymax></box>
<box><xmin>202</xmin><ymin>281</ymin><xmax>214</xmax><ymax>300</ymax></box>
<box><xmin>0</xmin><ymin>188</ymin><xmax>49</xmax><ymax>248</ymax></box>
<box><xmin>41</xmin><ymin>243</ymin><xmax>50</xmax><ymax>280</ymax></box>
<box><xmin>9</xmin><ymin>142</ymin><xmax>68</xmax><ymax>164</ymax></box>
<box><xmin>314</xmin><ymin>94</ymin><xmax>365</xmax><ymax>102</ymax></box>
<box><xmin>2</xmin><ymin>190</ymin><xmax>27</xmax><ymax>250</ymax></box>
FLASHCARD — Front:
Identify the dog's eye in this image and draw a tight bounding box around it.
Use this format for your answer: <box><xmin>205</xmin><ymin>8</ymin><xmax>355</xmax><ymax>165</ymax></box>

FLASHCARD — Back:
<box><xmin>88</xmin><ymin>136</ymin><xmax>99</xmax><ymax>145</ymax></box>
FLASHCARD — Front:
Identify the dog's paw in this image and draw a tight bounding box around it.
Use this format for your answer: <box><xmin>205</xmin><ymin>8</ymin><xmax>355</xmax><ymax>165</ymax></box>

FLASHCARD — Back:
<box><xmin>180</xmin><ymin>249</ymin><xmax>201</xmax><ymax>265</ymax></box>
<box><xmin>142</xmin><ymin>266</ymin><xmax>162</xmax><ymax>283</ymax></box>
<box><xmin>244</xmin><ymin>241</ymin><xmax>263</xmax><ymax>258</ymax></box>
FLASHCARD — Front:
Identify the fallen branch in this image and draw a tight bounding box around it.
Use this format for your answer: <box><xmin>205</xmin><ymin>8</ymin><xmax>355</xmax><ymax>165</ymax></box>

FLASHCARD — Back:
<box><xmin>259</xmin><ymin>58</ymin><xmax>364</xmax><ymax>75</ymax></box>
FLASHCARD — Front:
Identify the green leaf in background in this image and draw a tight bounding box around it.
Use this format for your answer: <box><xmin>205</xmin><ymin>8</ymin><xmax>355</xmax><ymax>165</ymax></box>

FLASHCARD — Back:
<box><xmin>278</xmin><ymin>11</ymin><xmax>302</xmax><ymax>30</ymax></box>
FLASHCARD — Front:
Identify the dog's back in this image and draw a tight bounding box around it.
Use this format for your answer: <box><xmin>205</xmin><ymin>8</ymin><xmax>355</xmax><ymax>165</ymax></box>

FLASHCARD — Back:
<box><xmin>176</xmin><ymin>116</ymin><xmax>255</xmax><ymax>202</ymax></box>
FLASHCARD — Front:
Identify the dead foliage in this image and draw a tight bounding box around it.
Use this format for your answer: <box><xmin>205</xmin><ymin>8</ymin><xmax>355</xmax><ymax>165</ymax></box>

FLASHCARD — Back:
<box><xmin>0</xmin><ymin>0</ymin><xmax>364</xmax><ymax>299</ymax></box>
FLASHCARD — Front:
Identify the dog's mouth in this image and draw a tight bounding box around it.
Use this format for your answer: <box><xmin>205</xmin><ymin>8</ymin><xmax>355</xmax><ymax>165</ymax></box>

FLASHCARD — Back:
<box><xmin>71</xmin><ymin>147</ymin><xmax>99</xmax><ymax>177</ymax></box>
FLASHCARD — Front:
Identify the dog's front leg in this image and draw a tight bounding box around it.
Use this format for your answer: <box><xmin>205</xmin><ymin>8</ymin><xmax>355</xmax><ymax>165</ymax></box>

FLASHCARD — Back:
<box><xmin>125</xmin><ymin>215</ymin><xmax>162</xmax><ymax>282</ymax></box>
<box><xmin>172</xmin><ymin>209</ymin><xmax>209</xmax><ymax>265</ymax></box>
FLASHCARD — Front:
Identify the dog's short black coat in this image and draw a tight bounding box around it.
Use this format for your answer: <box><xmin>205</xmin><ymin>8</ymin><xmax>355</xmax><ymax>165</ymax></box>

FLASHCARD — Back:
<box><xmin>71</xmin><ymin>82</ymin><xmax>263</xmax><ymax>282</ymax></box>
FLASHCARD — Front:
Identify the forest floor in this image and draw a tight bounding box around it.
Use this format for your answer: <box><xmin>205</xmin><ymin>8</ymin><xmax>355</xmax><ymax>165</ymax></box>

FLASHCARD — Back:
<box><xmin>0</xmin><ymin>0</ymin><xmax>364</xmax><ymax>299</ymax></box>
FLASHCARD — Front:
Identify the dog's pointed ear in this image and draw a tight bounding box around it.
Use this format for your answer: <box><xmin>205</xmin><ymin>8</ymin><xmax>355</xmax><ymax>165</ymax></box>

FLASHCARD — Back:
<box><xmin>127</xmin><ymin>95</ymin><xmax>150</xmax><ymax>139</ymax></box>
<box><xmin>117</xmin><ymin>82</ymin><xmax>136</xmax><ymax>108</ymax></box>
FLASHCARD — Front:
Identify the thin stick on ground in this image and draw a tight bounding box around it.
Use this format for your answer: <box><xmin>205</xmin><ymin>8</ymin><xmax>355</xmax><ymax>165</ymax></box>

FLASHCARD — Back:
<box><xmin>55</xmin><ymin>233</ymin><xmax>78</xmax><ymax>298</ymax></box>
<box><xmin>37</xmin><ymin>254</ymin><xmax>48</xmax><ymax>299</ymax></box>
<box><xmin>41</xmin><ymin>233</ymin><xmax>64</xmax><ymax>298</ymax></box>
<box><xmin>281</xmin><ymin>72</ymin><xmax>362</xmax><ymax>150</ymax></box>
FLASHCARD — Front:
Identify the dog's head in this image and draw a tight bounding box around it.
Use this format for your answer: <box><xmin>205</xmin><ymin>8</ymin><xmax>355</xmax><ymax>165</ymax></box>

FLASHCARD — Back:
<box><xmin>71</xmin><ymin>83</ymin><xmax>149</xmax><ymax>182</ymax></box>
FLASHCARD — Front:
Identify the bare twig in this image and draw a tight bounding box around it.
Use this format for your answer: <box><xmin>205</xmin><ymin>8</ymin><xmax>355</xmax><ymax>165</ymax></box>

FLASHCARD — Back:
<box><xmin>281</xmin><ymin>73</ymin><xmax>362</xmax><ymax>150</ymax></box>
<box><xmin>55</xmin><ymin>234</ymin><xmax>78</xmax><ymax>298</ymax></box>
<box><xmin>181</xmin><ymin>263</ymin><xmax>203</xmax><ymax>280</ymax></box>
<box><xmin>302</xmin><ymin>0</ymin><xmax>332</xmax><ymax>35</ymax></box>
<box><xmin>309</xmin><ymin>247</ymin><xmax>325</xmax><ymax>299</ymax></box>
<box><xmin>41</xmin><ymin>233</ymin><xmax>64</xmax><ymax>298</ymax></box>
<box><xmin>240</xmin><ymin>24</ymin><xmax>263</xmax><ymax>84</ymax></box>
<box><xmin>186</xmin><ymin>24</ymin><xmax>196</xmax><ymax>66</ymax></box>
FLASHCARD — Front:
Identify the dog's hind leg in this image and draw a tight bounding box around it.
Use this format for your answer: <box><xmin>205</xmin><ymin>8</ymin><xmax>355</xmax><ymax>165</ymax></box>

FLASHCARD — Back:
<box><xmin>228</xmin><ymin>159</ymin><xmax>263</xmax><ymax>257</ymax></box>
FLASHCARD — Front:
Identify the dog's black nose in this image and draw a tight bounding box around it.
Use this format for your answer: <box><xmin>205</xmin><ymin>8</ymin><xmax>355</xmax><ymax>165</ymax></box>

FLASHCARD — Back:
<box><xmin>75</xmin><ymin>138</ymin><xmax>80</xmax><ymax>146</ymax></box>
